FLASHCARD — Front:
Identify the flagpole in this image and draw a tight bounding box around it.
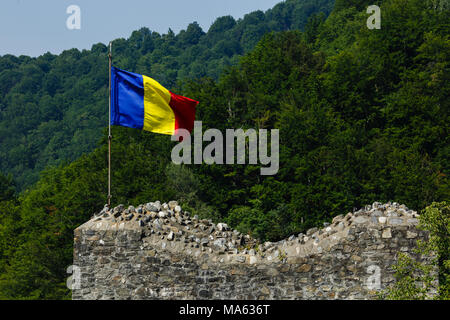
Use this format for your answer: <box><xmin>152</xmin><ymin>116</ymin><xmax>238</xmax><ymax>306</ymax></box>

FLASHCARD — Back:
<box><xmin>108</xmin><ymin>41</ymin><xmax>112</xmax><ymax>208</ymax></box>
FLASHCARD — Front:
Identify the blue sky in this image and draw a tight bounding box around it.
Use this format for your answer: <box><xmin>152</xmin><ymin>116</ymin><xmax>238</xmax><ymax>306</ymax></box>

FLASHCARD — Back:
<box><xmin>0</xmin><ymin>0</ymin><xmax>283</xmax><ymax>57</ymax></box>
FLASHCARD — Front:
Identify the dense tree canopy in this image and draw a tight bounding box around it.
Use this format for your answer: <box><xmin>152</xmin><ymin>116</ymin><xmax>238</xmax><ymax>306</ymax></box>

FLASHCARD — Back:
<box><xmin>0</xmin><ymin>0</ymin><xmax>333</xmax><ymax>190</ymax></box>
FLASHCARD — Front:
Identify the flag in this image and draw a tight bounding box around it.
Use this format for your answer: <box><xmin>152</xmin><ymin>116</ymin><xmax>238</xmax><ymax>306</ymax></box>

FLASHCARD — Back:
<box><xmin>111</xmin><ymin>67</ymin><xmax>198</xmax><ymax>135</ymax></box>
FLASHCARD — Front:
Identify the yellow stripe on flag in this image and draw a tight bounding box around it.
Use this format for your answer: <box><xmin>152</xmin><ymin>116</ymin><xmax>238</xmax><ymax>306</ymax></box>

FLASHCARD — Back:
<box><xmin>142</xmin><ymin>75</ymin><xmax>175</xmax><ymax>135</ymax></box>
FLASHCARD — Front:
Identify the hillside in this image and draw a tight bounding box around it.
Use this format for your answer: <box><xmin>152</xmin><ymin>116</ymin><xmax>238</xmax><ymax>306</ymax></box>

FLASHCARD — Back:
<box><xmin>0</xmin><ymin>0</ymin><xmax>448</xmax><ymax>300</ymax></box>
<box><xmin>0</xmin><ymin>0</ymin><xmax>334</xmax><ymax>190</ymax></box>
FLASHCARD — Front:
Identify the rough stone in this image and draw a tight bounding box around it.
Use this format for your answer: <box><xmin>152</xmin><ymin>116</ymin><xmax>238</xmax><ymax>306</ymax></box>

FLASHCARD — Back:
<box><xmin>73</xmin><ymin>201</ymin><xmax>434</xmax><ymax>301</ymax></box>
<box><xmin>217</xmin><ymin>223</ymin><xmax>229</xmax><ymax>232</ymax></box>
<box><xmin>168</xmin><ymin>201</ymin><xmax>178</xmax><ymax>210</ymax></box>
<box><xmin>145</xmin><ymin>203</ymin><xmax>158</xmax><ymax>212</ymax></box>
<box><xmin>353</xmin><ymin>216</ymin><xmax>368</xmax><ymax>224</ymax></box>
<box><xmin>378</xmin><ymin>217</ymin><xmax>387</xmax><ymax>224</ymax></box>
<box><xmin>306</xmin><ymin>227</ymin><xmax>318</xmax><ymax>236</ymax></box>
<box><xmin>388</xmin><ymin>218</ymin><xmax>404</xmax><ymax>225</ymax></box>
<box><xmin>296</xmin><ymin>264</ymin><xmax>312</xmax><ymax>273</ymax></box>
<box><xmin>158</xmin><ymin>211</ymin><xmax>167</xmax><ymax>218</ymax></box>
<box><xmin>406</xmin><ymin>231</ymin><xmax>417</xmax><ymax>239</ymax></box>
<box><xmin>382</xmin><ymin>228</ymin><xmax>392</xmax><ymax>239</ymax></box>
<box><xmin>332</xmin><ymin>215</ymin><xmax>344</xmax><ymax>224</ymax></box>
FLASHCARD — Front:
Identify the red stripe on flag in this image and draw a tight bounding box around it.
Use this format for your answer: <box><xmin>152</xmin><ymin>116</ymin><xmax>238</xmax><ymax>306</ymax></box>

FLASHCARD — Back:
<box><xmin>169</xmin><ymin>92</ymin><xmax>198</xmax><ymax>133</ymax></box>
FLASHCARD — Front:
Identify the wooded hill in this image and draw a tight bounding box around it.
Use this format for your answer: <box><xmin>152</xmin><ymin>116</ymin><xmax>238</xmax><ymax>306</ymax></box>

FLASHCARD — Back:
<box><xmin>0</xmin><ymin>0</ymin><xmax>333</xmax><ymax>190</ymax></box>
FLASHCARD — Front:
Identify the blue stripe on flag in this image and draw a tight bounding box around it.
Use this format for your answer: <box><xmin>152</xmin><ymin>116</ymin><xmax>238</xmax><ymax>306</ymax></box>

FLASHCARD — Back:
<box><xmin>111</xmin><ymin>67</ymin><xmax>145</xmax><ymax>130</ymax></box>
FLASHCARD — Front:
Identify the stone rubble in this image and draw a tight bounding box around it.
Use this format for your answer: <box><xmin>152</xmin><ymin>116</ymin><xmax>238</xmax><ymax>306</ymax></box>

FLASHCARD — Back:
<box><xmin>74</xmin><ymin>201</ymin><xmax>434</xmax><ymax>300</ymax></box>
<box><xmin>92</xmin><ymin>200</ymin><xmax>259</xmax><ymax>253</ymax></box>
<box><xmin>90</xmin><ymin>200</ymin><xmax>421</xmax><ymax>259</ymax></box>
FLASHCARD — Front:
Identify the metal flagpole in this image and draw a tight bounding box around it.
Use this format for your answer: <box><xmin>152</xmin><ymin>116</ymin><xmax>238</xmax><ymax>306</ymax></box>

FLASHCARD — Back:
<box><xmin>108</xmin><ymin>42</ymin><xmax>112</xmax><ymax>207</ymax></box>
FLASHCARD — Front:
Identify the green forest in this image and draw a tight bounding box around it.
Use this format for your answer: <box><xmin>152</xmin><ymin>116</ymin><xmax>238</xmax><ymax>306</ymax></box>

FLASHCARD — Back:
<box><xmin>0</xmin><ymin>0</ymin><xmax>449</xmax><ymax>299</ymax></box>
<box><xmin>0</xmin><ymin>0</ymin><xmax>333</xmax><ymax>190</ymax></box>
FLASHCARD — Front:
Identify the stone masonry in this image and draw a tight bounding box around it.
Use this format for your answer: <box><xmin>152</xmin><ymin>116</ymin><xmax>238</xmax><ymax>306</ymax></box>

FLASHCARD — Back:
<box><xmin>73</xmin><ymin>201</ymin><xmax>432</xmax><ymax>300</ymax></box>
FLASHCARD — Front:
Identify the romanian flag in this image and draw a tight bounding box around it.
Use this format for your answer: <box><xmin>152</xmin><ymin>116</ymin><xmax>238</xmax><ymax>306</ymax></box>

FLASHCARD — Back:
<box><xmin>111</xmin><ymin>67</ymin><xmax>198</xmax><ymax>135</ymax></box>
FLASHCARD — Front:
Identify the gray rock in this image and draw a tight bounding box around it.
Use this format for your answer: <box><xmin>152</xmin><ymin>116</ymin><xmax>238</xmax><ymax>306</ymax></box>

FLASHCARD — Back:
<box><xmin>145</xmin><ymin>203</ymin><xmax>159</xmax><ymax>212</ymax></box>
<box><xmin>371</xmin><ymin>210</ymin><xmax>383</xmax><ymax>217</ymax></box>
<box><xmin>386</xmin><ymin>210</ymin><xmax>399</xmax><ymax>217</ymax></box>
<box><xmin>217</xmin><ymin>223</ymin><xmax>229</xmax><ymax>231</ymax></box>
<box><xmin>378</xmin><ymin>217</ymin><xmax>387</xmax><ymax>224</ymax></box>
<box><xmin>388</xmin><ymin>217</ymin><xmax>404</xmax><ymax>225</ymax></box>
<box><xmin>406</xmin><ymin>231</ymin><xmax>417</xmax><ymax>239</ymax></box>
<box><xmin>213</xmin><ymin>238</ymin><xmax>226</xmax><ymax>249</ymax></box>
<box><xmin>168</xmin><ymin>201</ymin><xmax>178</xmax><ymax>210</ymax></box>
<box><xmin>98</xmin><ymin>206</ymin><xmax>108</xmax><ymax>216</ymax></box>
<box><xmin>372</xmin><ymin>201</ymin><xmax>382</xmax><ymax>208</ymax></box>
<box><xmin>306</xmin><ymin>227</ymin><xmax>318</xmax><ymax>236</ymax></box>
<box><xmin>113</xmin><ymin>204</ymin><xmax>124</xmax><ymax>214</ymax></box>
<box><xmin>382</xmin><ymin>228</ymin><xmax>392</xmax><ymax>238</ymax></box>
<box><xmin>153</xmin><ymin>219</ymin><xmax>162</xmax><ymax>230</ymax></box>
<box><xmin>353</xmin><ymin>216</ymin><xmax>367</xmax><ymax>224</ymax></box>
<box><xmin>158</xmin><ymin>211</ymin><xmax>167</xmax><ymax>218</ymax></box>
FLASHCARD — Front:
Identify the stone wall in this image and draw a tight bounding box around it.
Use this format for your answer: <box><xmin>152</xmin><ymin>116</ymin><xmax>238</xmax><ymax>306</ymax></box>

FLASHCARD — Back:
<box><xmin>72</xmin><ymin>201</ymin><xmax>433</xmax><ymax>300</ymax></box>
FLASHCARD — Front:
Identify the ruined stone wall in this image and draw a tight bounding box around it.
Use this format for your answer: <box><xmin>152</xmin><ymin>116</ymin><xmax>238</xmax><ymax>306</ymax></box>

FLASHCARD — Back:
<box><xmin>72</xmin><ymin>201</ymin><xmax>432</xmax><ymax>300</ymax></box>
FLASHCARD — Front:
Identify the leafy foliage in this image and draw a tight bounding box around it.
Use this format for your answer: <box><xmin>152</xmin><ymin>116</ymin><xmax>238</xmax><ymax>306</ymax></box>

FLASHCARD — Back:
<box><xmin>381</xmin><ymin>202</ymin><xmax>449</xmax><ymax>300</ymax></box>
<box><xmin>0</xmin><ymin>0</ymin><xmax>334</xmax><ymax>191</ymax></box>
